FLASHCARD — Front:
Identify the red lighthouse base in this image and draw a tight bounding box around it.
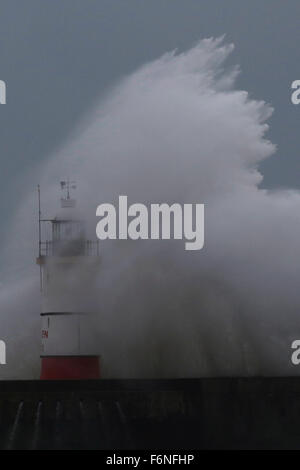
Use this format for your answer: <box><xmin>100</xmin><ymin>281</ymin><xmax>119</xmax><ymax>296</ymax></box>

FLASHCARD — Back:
<box><xmin>40</xmin><ymin>356</ymin><xmax>100</xmax><ymax>380</ymax></box>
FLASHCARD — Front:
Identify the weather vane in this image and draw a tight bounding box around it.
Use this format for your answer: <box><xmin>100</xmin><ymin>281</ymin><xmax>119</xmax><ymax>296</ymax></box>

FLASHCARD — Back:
<box><xmin>60</xmin><ymin>179</ymin><xmax>77</xmax><ymax>200</ymax></box>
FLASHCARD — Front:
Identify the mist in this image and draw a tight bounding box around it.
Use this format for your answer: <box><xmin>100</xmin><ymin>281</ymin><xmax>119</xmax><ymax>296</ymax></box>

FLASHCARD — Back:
<box><xmin>1</xmin><ymin>37</ymin><xmax>300</xmax><ymax>378</ymax></box>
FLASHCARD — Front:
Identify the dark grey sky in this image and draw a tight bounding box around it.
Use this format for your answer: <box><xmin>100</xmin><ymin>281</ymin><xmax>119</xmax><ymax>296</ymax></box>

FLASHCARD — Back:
<box><xmin>0</xmin><ymin>0</ymin><xmax>299</xmax><ymax>230</ymax></box>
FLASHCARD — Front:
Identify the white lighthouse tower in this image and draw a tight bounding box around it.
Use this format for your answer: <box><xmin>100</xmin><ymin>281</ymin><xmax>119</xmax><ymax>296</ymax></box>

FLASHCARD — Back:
<box><xmin>36</xmin><ymin>181</ymin><xmax>100</xmax><ymax>380</ymax></box>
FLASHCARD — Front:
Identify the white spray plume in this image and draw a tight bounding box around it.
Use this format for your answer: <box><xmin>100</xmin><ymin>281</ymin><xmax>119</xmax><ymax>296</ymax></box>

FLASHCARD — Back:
<box><xmin>1</xmin><ymin>37</ymin><xmax>300</xmax><ymax>378</ymax></box>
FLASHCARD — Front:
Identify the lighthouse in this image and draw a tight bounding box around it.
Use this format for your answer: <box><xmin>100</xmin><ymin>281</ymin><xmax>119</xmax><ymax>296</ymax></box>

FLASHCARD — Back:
<box><xmin>36</xmin><ymin>181</ymin><xmax>100</xmax><ymax>380</ymax></box>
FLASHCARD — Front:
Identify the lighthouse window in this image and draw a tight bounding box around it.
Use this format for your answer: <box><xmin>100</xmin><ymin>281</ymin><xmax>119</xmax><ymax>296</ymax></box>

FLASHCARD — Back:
<box><xmin>64</xmin><ymin>224</ymin><xmax>72</xmax><ymax>238</ymax></box>
<box><xmin>50</xmin><ymin>219</ymin><xmax>85</xmax><ymax>256</ymax></box>
<box><xmin>52</xmin><ymin>222</ymin><xmax>83</xmax><ymax>241</ymax></box>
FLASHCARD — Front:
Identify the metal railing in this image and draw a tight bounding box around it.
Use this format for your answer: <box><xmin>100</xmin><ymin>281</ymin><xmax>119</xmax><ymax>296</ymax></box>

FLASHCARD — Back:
<box><xmin>40</xmin><ymin>239</ymin><xmax>99</xmax><ymax>257</ymax></box>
